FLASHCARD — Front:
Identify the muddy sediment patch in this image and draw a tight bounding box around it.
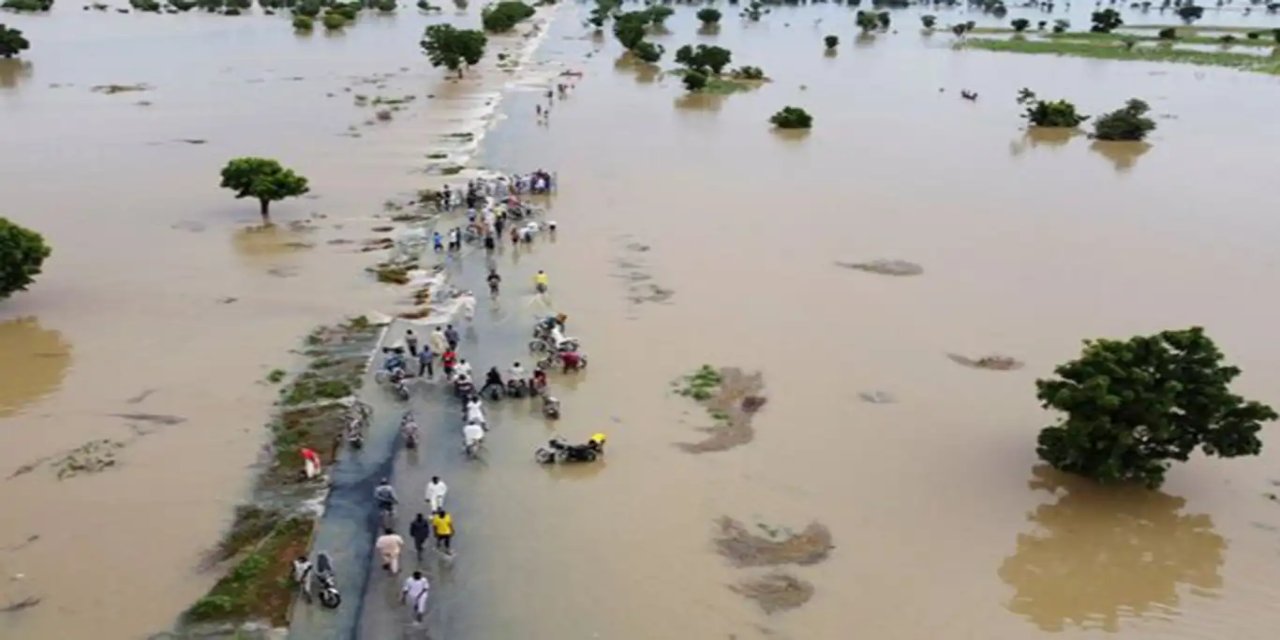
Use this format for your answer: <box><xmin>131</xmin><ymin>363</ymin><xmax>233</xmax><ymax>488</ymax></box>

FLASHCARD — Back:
<box><xmin>676</xmin><ymin>366</ymin><xmax>766</xmax><ymax>454</ymax></box>
<box><xmin>714</xmin><ymin>517</ymin><xmax>834</xmax><ymax>568</ymax></box>
<box><xmin>731</xmin><ymin>573</ymin><xmax>815</xmax><ymax>614</ymax></box>
<box><xmin>947</xmin><ymin>353</ymin><xmax>1024</xmax><ymax>371</ymax></box>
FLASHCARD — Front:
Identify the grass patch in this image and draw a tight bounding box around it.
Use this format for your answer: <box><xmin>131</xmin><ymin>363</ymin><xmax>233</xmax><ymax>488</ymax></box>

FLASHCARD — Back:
<box><xmin>676</xmin><ymin>364</ymin><xmax>723</xmax><ymax>401</ymax></box>
<box><xmin>371</xmin><ymin>263</ymin><xmax>412</xmax><ymax>285</ymax></box>
<box><xmin>1047</xmin><ymin>30</ymin><xmax>1277</xmax><ymax>48</ymax></box>
<box><xmin>187</xmin><ymin>516</ymin><xmax>314</xmax><ymax>626</ymax></box>
<box><xmin>962</xmin><ymin>37</ymin><xmax>1280</xmax><ymax>76</ymax></box>
<box><xmin>280</xmin><ymin>372</ymin><xmax>353</xmax><ymax>406</ymax></box>
<box><xmin>266</xmin><ymin>368</ymin><xmax>287</xmax><ymax>384</ymax></box>
<box><xmin>704</xmin><ymin>76</ymin><xmax>757</xmax><ymax>95</ymax></box>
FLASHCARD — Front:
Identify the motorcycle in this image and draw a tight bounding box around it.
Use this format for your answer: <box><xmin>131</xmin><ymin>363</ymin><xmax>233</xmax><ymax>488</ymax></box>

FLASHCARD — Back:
<box><xmin>534</xmin><ymin>436</ymin><xmax>604</xmax><ymax>464</ymax></box>
<box><xmin>528</xmin><ymin>336</ymin><xmax>580</xmax><ymax>354</ymax></box>
<box><xmin>505</xmin><ymin>378</ymin><xmax>529</xmax><ymax>398</ymax></box>
<box><xmin>537</xmin><ymin>351</ymin><xmax>588</xmax><ymax>372</ymax></box>
<box><xmin>314</xmin><ymin>552</ymin><xmax>341</xmax><ymax>609</ymax></box>
<box><xmin>401</xmin><ymin>413</ymin><xmax>419</xmax><ymax>450</ymax></box>
<box><xmin>542</xmin><ymin>395</ymin><xmax>561</xmax><ymax>420</ymax></box>
<box><xmin>392</xmin><ymin>375</ymin><xmax>410</xmax><ymax>401</ymax></box>
<box><xmin>463</xmin><ymin>423</ymin><xmax>485</xmax><ymax>459</ymax></box>
<box><xmin>453</xmin><ymin>378</ymin><xmax>476</xmax><ymax>400</ymax></box>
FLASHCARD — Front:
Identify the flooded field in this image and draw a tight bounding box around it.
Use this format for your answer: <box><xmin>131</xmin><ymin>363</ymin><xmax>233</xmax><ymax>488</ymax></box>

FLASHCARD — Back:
<box><xmin>4</xmin><ymin>2</ymin><xmax>1280</xmax><ymax>639</ymax></box>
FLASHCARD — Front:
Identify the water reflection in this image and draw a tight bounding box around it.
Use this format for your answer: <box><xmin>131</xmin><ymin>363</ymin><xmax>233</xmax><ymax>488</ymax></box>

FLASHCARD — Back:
<box><xmin>1009</xmin><ymin>127</ymin><xmax>1079</xmax><ymax>157</ymax></box>
<box><xmin>0</xmin><ymin>59</ymin><xmax>33</xmax><ymax>90</ymax></box>
<box><xmin>673</xmin><ymin>92</ymin><xmax>725</xmax><ymax>112</ymax></box>
<box><xmin>230</xmin><ymin>223</ymin><xmax>313</xmax><ymax>261</ymax></box>
<box><xmin>0</xmin><ymin>316</ymin><xmax>73</xmax><ymax>418</ymax></box>
<box><xmin>1091</xmin><ymin>140</ymin><xmax>1152</xmax><ymax>173</ymax></box>
<box><xmin>998</xmin><ymin>466</ymin><xmax>1224</xmax><ymax>632</ymax></box>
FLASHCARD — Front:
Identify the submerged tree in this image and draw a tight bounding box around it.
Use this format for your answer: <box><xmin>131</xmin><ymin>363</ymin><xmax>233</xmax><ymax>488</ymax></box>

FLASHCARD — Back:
<box><xmin>1011</xmin><ymin>18</ymin><xmax>1030</xmax><ymax>32</ymax></box>
<box><xmin>420</xmin><ymin>24</ymin><xmax>487</xmax><ymax>78</ymax></box>
<box><xmin>1036</xmin><ymin>327</ymin><xmax>1275</xmax><ymax>488</ymax></box>
<box><xmin>481</xmin><ymin>1</ymin><xmax>535</xmax><ymax>33</ymax></box>
<box><xmin>675</xmin><ymin>44</ymin><xmax>732</xmax><ymax>75</ymax></box>
<box><xmin>0</xmin><ymin>24</ymin><xmax>29</xmax><ymax>58</ymax></box>
<box><xmin>1092</xmin><ymin>98</ymin><xmax>1157</xmax><ymax>141</ymax></box>
<box><xmin>696</xmin><ymin>7</ymin><xmax>721</xmax><ymax>24</ymax></box>
<box><xmin>1090</xmin><ymin>8</ymin><xmax>1123</xmax><ymax>32</ymax></box>
<box><xmin>770</xmin><ymin>106</ymin><xmax>813</xmax><ymax>129</ymax></box>
<box><xmin>1176</xmin><ymin>3</ymin><xmax>1205</xmax><ymax>21</ymax></box>
<box><xmin>630</xmin><ymin>40</ymin><xmax>663</xmax><ymax>64</ymax></box>
<box><xmin>612</xmin><ymin>10</ymin><xmax>649</xmax><ymax>49</ymax></box>
<box><xmin>219</xmin><ymin>158</ymin><xmax>311</xmax><ymax>222</ymax></box>
<box><xmin>921</xmin><ymin>14</ymin><xmax>937</xmax><ymax>29</ymax></box>
<box><xmin>1017</xmin><ymin>88</ymin><xmax>1088</xmax><ymax>127</ymax></box>
<box><xmin>0</xmin><ymin>217</ymin><xmax>52</xmax><ymax>300</ymax></box>
<box><xmin>855</xmin><ymin>9</ymin><xmax>879</xmax><ymax>32</ymax></box>
<box><xmin>824</xmin><ymin>34</ymin><xmax>839</xmax><ymax>49</ymax></box>
<box><xmin>682</xmin><ymin>69</ymin><xmax>708</xmax><ymax>91</ymax></box>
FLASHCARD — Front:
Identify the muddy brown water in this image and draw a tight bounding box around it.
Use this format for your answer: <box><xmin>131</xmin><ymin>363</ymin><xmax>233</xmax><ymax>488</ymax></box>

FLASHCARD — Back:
<box><xmin>5</xmin><ymin>4</ymin><xmax>1280</xmax><ymax>639</ymax></box>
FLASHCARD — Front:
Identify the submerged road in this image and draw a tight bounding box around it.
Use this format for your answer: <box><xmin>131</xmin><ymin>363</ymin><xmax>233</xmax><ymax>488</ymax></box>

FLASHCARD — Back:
<box><xmin>291</xmin><ymin>230</ymin><xmax>556</xmax><ymax>639</ymax></box>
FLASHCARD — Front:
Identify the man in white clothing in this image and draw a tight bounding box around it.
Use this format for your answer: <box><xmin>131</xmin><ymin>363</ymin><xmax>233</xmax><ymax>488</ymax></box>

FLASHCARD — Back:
<box><xmin>401</xmin><ymin>571</ymin><xmax>430</xmax><ymax>624</ymax></box>
<box><xmin>463</xmin><ymin>422</ymin><xmax>485</xmax><ymax>453</ymax></box>
<box><xmin>425</xmin><ymin>476</ymin><xmax>447</xmax><ymax>512</ymax></box>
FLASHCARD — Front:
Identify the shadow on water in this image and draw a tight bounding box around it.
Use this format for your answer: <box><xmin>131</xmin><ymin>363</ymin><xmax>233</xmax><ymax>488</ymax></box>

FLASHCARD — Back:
<box><xmin>0</xmin><ymin>59</ymin><xmax>33</xmax><ymax>90</ymax></box>
<box><xmin>1091</xmin><ymin>140</ymin><xmax>1153</xmax><ymax>173</ymax></box>
<box><xmin>998</xmin><ymin>466</ymin><xmax>1225</xmax><ymax>633</ymax></box>
<box><xmin>0</xmin><ymin>317</ymin><xmax>73</xmax><ymax>418</ymax></box>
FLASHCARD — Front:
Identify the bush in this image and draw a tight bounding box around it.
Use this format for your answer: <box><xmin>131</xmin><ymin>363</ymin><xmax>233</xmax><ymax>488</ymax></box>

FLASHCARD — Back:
<box><xmin>696</xmin><ymin>7</ymin><xmax>721</xmax><ymax>24</ymax></box>
<box><xmin>770</xmin><ymin>106</ymin><xmax>812</xmax><ymax>129</ymax></box>
<box><xmin>1016</xmin><ymin>88</ymin><xmax>1087</xmax><ymax>127</ymax></box>
<box><xmin>1052</xmin><ymin>19</ymin><xmax>1070</xmax><ymax>33</ymax></box>
<box><xmin>0</xmin><ymin>0</ymin><xmax>54</xmax><ymax>11</ymax></box>
<box><xmin>1035</xmin><ymin>327</ymin><xmax>1275</xmax><ymax>488</ymax></box>
<box><xmin>824</xmin><ymin>35</ymin><xmax>838</xmax><ymax>49</ymax></box>
<box><xmin>682</xmin><ymin>69</ymin><xmax>708</xmax><ymax>91</ymax></box>
<box><xmin>675</xmin><ymin>43</ymin><xmax>732</xmax><ymax>75</ymax></box>
<box><xmin>730</xmin><ymin>65</ymin><xmax>764</xmax><ymax>80</ymax></box>
<box><xmin>1092</xmin><ymin>98</ymin><xmax>1156</xmax><ymax>141</ymax></box>
<box><xmin>612</xmin><ymin>11</ymin><xmax>649</xmax><ymax>49</ymax></box>
<box><xmin>0</xmin><ymin>217</ymin><xmax>52</xmax><ymax>300</ymax></box>
<box><xmin>1158</xmin><ymin>27</ymin><xmax>1177</xmax><ymax>40</ymax></box>
<box><xmin>1011</xmin><ymin>18</ymin><xmax>1029</xmax><ymax>32</ymax></box>
<box><xmin>322</xmin><ymin>12</ymin><xmax>347</xmax><ymax>29</ymax></box>
<box><xmin>293</xmin><ymin>0</ymin><xmax>320</xmax><ymax>16</ymax></box>
<box><xmin>1176</xmin><ymin>3</ymin><xmax>1204</xmax><ymax>22</ymax></box>
<box><xmin>376</xmin><ymin>0</ymin><xmax>395</xmax><ymax>11</ymax></box>
<box><xmin>0</xmin><ymin>24</ymin><xmax>31</xmax><ymax>58</ymax></box>
<box><xmin>481</xmin><ymin>1</ymin><xmax>535</xmax><ymax>33</ymax></box>
<box><xmin>921</xmin><ymin>14</ymin><xmax>936</xmax><ymax>29</ymax></box>
<box><xmin>630</xmin><ymin>40</ymin><xmax>662</xmax><ymax>63</ymax></box>
<box><xmin>293</xmin><ymin>14</ymin><xmax>313</xmax><ymax>30</ymax></box>
<box><xmin>129</xmin><ymin>0</ymin><xmax>161</xmax><ymax>12</ymax></box>
<box><xmin>1090</xmin><ymin>8</ymin><xmax>1122</xmax><ymax>33</ymax></box>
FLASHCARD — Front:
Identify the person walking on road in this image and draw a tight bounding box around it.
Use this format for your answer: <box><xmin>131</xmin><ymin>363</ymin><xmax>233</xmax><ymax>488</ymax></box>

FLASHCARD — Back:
<box><xmin>376</xmin><ymin>527</ymin><xmax>405</xmax><ymax>574</ymax></box>
<box><xmin>429</xmin><ymin>326</ymin><xmax>448</xmax><ymax>355</ymax></box>
<box><xmin>417</xmin><ymin>344</ymin><xmax>434</xmax><ymax>379</ymax></box>
<box><xmin>431</xmin><ymin>510</ymin><xmax>455</xmax><ymax>554</ymax></box>
<box><xmin>444</xmin><ymin>324</ymin><xmax>460</xmax><ymax>352</ymax></box>
<box><xmin>409</xmin><ymin>514</ymin><xmax>432</xmax><ymax>561</ymax></box>
<box><xmin>404</xmin><ymin>330</ymin><xmax>419</xmax><ymax>357</ymax></box>
<box><xmin>425</xmin><ymin>476</ymin><xmax>447</xmax><ymax>512</ymax></box>
<box><xmin>401</xmin><ymin>571</ymin><xmax>430</xmax><ymax>624</ymax></box>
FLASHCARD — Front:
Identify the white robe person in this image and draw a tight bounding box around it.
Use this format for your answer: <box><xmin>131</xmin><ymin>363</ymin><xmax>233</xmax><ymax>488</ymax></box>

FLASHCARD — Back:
<box><xmin>463</xmin><ymin>422</ymin><xmax>485</xmax><ymax>450</ymax></box>
<box><xmin>425</xmin><ymin>479</ymin><xmax>448</xmax><ymax>512</ymax></box>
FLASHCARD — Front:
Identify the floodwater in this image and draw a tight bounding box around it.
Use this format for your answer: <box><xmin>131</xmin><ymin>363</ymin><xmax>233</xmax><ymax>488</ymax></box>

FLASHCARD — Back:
<box><xmin>5</xmin><ymin>2</ymin><xmax>1280</xmax><ymax>639</ymax></box>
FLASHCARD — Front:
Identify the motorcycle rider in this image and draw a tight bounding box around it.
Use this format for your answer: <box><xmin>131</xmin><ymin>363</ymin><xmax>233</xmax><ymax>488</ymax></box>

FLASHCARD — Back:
<box><xmin>531</xmin><ymin>365</ymin><xmax>548</xmax><ymax>393</ymax></box>
<box><xmin>559</xmin><ymin>350</ymin><xmax>583</xmax><ymax>373</ymax></box>
<box><xmin>465</xmin><ymin>397</ymin><xmax>486</xmax><ymax>427</ymax></box>
<box><xmin>508</xmin><ymin>361</ymin><xmax>527</xmax><ymax>389</ymax></box>
<box><xmin>454</xmin><ymin>358</ymin><xmax>473</xmax><ymax>380</ymax></box>
<box><xmin>486</xmin><ymin>269</ymin><xmax>502</xmax><ymax>295</ymax></box>
<box><xmin>463</xmin><ymin>422</ymin><xmax>485</xmax><ymax>455</ymax></box>
<box><xmin>534</xmin><ymin>270</ymin><xmax>549</xmax><ymax>293</ymax></box>
<box><xmin>480</xmin><ymin>366</ymin><xmax>504</xmax><ymax>397</ymax></box>
<box><xmin>374</xmin><ymin>478</ymin><xmax>399</xmax><ymax>515</ymax></box>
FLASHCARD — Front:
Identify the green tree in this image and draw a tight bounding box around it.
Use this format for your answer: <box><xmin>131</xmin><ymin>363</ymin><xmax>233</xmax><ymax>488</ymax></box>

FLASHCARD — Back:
<box><xmin>855</xmin><ymin>10</ymin><xmax>879</xmax><ymax>32</ymax></box>
<box><xmin>322</xmin><ymin>12</ymin><xmax>347</xmax><ymax>29</ymax></box>
<box><xmin>0</xmin><ymin>217</ymin><xmax>51</xmax><ymax>300</ymax></box>
<box><xmin>876</xmin><ymin>10</ymin><xmax>890</xmax><ymax>30</ymax></box>
<box><xmin>630</xmin><ymin>40</ymin><xmax>663</xmax><ymax>63</ymax></box>
<box><xmin>1016</xmin><ymin>88</ymin><xmax>1088</xmax><ymax>127</ymax></box>
<box><xmin>824</xmin><ymin>34</ymin><xmax>839</xmax><ymax>49</ymax></box>
<box><xmin>612</xmin><ymin>11</ymin><xmax>648</xmax><ymax>49</ymax></box>
<box><xmin>1011</xmin><ymin>18</ymin><xmax>1030</xmax><ymax>32</ymax></box>
<box><xmin>921</xmin><ymin>14</ymin><xmax>937</xmax><ymax>29</ymax></box>
<box><xmin>1158</xmin><ymin>26</ymin><xmax>1177</xmax><ymax>39</ymax></box>
<box><xmin>696</xmin><ymin>7</ymin><xmax>721</xmax><ymax>24</ymax></box>
<box><xmin>420</xmin><ymin>24</ymin><xmax>487</xmax><ymax>78</ymax></box>
<box><xmin>219</xmin><ymin>158</ymin><xmax>310</xmax><ymax>223</ymax></box>
<box><xmin>1176</xmin><ymin>4</ymin><xmax>1204</xmax><ymax>22</ymax></box>
<box><xmin>0</xmin><ymin>0</ymin><xmax>54</xmax><ymax>11</ymax></box>
<box><xmin>1090</xmin><ymin>8</ymin><xmax>1123</xmax><ymax>33</ymax></box>
<box><xmin>293</xmin><ymin>15</ymin><xmax>314</xmax><ymax>30</ymax></box>
<box><xmin>675</xmin><ymin>44</ymin><xmax>732</xmax><ymax>75</ymax></box>
<box><xmin>1035</xmin><ymin>327</ymin><xmax>1275</xmax><ymax>488</ymax></box>
<box><xmin>682</xmin><ymin>69</ymin><xmax>708</xmax><ymax>91</ymax></box>
<box><xmin>481</xmin><ymin>1</ymin><xmax>535</xmax><ymax>33</ymax></box>
<box><xmin>1093</xmin><ymin>98</ymin><xmax>1157</xmax><ymax>141</ymax></box>
<box><xmin>587</xmin><ymin>0</ymin><xmax>618</xmax><ymax>28</ymax></box>
<box><xmin>293</xmin><ymin>0</ymin><xmax>321</xmax><ymax>17</ymax></box>
<box><xmin>0</xmin><ymin>24</ymin><xmax>29</xmax><ymax>58</ymax></box>
<box><xmin>1052</xmin><ymin>18</ymin><xmax>1070</xmax><ymax>33</ymax></box>
<box><xmin>769</xmin><ymin>106</ymin><xmax>812</xmax><ymax>129</ymax></box>
<box><xmin>646</xmin><ymin>5</ymin><xmax>673</xmax><ymax>26</ymax></box>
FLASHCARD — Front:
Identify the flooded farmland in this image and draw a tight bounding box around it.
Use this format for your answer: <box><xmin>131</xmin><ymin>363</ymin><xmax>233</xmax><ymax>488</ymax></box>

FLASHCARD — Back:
<box><xmin>4</xmin><ymin>2</ymin><xmax>1280</xmax><ymax>639</ymax></box>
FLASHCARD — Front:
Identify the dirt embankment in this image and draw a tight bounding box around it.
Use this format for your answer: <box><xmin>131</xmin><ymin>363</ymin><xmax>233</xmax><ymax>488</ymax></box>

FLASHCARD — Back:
<box><xmin>675</xmin><ymin>366</ymin><xmax>767</xmax><ymax>454</ymax></box>
<box><xmin>714</xmin><ymin>517</ymin><xmax>835</xmax><ymax>615</ymax></box>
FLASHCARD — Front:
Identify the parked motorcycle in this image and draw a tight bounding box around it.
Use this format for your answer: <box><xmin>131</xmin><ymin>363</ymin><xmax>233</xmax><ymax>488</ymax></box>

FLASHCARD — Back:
<box><xmin>542</xmin><ymin>395</ymin><xmax>561</xmax><ymax>420</ymax></box>
<box><xmin>401</xmin><ymin>412</ymin><xmax>419</xmax><ymax>450</ymax></box>
<box><xmin>505</xmin><ymin>378</ymin><xmax>529</xmax><ymax>399</ymax></box>
<box><xmin>315</xmin><ymin>552</ymin><xmax>341</xmax><ymax>609</ymax></box>
<box><xmin>534</xmin><ymin>434</ymin><xmax>606</xmax><ymax>464</ymax></box>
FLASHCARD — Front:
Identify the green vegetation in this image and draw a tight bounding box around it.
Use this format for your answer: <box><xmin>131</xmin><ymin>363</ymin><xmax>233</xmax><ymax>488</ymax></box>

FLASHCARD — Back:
<box><xmin>730</xmin><ymin>65</ymin><xmax>765</xmax><ymax>81</ymax></box>
<box><xmin>372</xmin><ymin>262</ymin><xmax>411</xmax><ymax>284</ymax></box>
<box><xmin>129</xmin><ymin>0</ymin><xmax>161</xmax><ymax>12</ymax></box>
<box><xmin>1093</xmin><ymin>98</ymin><xmax>1156</xmax><ymax>141</ymax></box>
<box><xmin>219</xmin><ymin>158</ymin><xmax>310</xmax><ymax>223</ymax></box>
<box><xmin>675</xmin><ymin>43</ymin><xmax>732</xmax><ymax>75</ymax></box>
<box><xmin>321</xmin><ymin>12</ymin><xmax>347</xmax><ymax>30</ymax></box>
<box><xmin>1052</xmin><ymin>19</ymin><xmax>1069</xmax><ymax>34</ymax></box>
<box><xmin>481</xmin><ymin>1</ymin><xmax>534</xmax><ymax>33</ymax></box>
<box><xmin>1011</xmin><ymin>18</ymin><xmax>1029</xmax><ymax>33</ymax></box>
<box><xmin>824</xmin><ymin>35</ymin><xmax>839</xmax><ymax>50</ymax></box>
<box><xmin>0</xmin><ymin>217</ymin><xmax>51</xmax><ymax>300</ymax></box>
<box><xmin>1036</xmin><ymin>327</ymin><xmax>1275</xmax><ymax>489</ymax></box>
<box><xmin>961</xmin><ymin>37</ymin><xmax>1280</xmax><ymax>76</ymax></box>
<box><xmin>1158</xmin><ymin>27</ymin><xmax>1177</xmax><ymax>40</ymax></box>
<box><xmin>293</xmin><ymin>15</ymin><xmax>314</xmax><ymax>31</ymax></box>
<box><xmin>1045</xmin><ymin>30</ymin><xmax>1275</xmax><ymax>48</ymax></box>
<box><xmin>1016</xmin><ymin>88</ymin><xmax>1088</xmax><ymax>128</ymax></box>
<box><xmin>677</xmin><ymin>365</ymin><xmax>723</xmax><ymax>401</ymax></box>
<box><xmin>281</xmin><ymin>373</ymin><xmax>353</xmax><ymax>406</ymax></box>
<box><xmin>1176</xmin><ymin>4</ymin><xmax>1204</xmax><ymax>24</ymax></box>
<box><xmin>267</xmin><ymin>369</ymin><xmax>287</xmax><ymax>384</ymax></box>
<box><xmin>0</xmin><ymin>24</ymin><xmax>29</xmax><ymax>58</ymax></box>
<box><xmin>420</xmin><ymin>24</ymin><xmax>487</xmax><ymax>78</ymax></box>
<box><xmin>856</xmin><ymin>10</ymin><xmax>879</xmax><ymax>33</ymax></box>
<box><xmin>697</xmin><ymin>7</ymin><xmax>721</xmax><ymax>25</ymax></box>
<box><xmin>770</xmin><ymin>106</ymin><xmax>813</xmax><ymax>130</ymax></box>
<box><xmin>1090</xmin><ymin>8</ymin><xmax>1123</xmax><ymax>33</ymax></box>
<box><xmin>186</xmin><ymin>515</ymin><xmax>313</xmax><ymax>625</ymax></box>
<box><xmin>587</xmin><ymin>0</ymin><xmax>618</xmax><ymax>29</ymax></box>
<box><xmin>682</xmin><ymin>69</ymin><xmax>707</xmax><ymax>91</ymax></box>
<box><xmin>921</xmin><ymin>14</ymin><xmax>936</xmax><ymax>29</ymax></box>
<box><xmin>375</xmin><ymin>0</ymin><xmax>396</xmax><ymax>12</ymax></box>
<box><xmin>612</xmin><ymin>10</ymin><xmax>649</xmax><ymax>49</ymax></box>
<box><xmin>647</xmin><ymin>5</ymin><xmax>673</xmax><ymax>26</ymax></box>
<box><xmin>1</xmin><ymin>0</ymin><xmax>53</xmax><ymax>11</ymax></box>
<box><xmin>630</xmin><ymin>40</ymin><xmax>663</xmax><ymax>64</ymax></box>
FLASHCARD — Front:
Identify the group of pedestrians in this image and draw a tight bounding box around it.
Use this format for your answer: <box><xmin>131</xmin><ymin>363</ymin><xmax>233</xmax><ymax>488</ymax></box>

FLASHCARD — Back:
<box><xmin>371</xmin><ymin>475</ymin><xmax>456</xmax><ymax>625</ymax></box>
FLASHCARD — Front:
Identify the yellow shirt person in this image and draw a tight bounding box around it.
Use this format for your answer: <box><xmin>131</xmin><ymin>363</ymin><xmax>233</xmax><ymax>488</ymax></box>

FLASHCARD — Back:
<box><xmin>431</xmin><ymin>510</ymin><xmax>455</xmax><ymax>554</ymax></box>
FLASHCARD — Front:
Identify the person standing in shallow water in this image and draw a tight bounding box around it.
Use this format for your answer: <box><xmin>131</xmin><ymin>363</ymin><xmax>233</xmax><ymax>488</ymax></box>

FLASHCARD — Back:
<box><xmin>404</xmin><ymin>329</ymin><xmax>418</xmax><ymax>357</ymax></box>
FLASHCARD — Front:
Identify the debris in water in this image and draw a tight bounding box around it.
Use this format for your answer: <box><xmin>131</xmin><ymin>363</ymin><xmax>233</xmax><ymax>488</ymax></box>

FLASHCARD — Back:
<box><xmin>678</xmin><ymin>368</ymin><xmax>766</xmax><ymax>454</ymax></box>
<box><xmin>7</xmin><ymin>455</ymin><xmax>52</xmax><ymax>480</ymax></box>
<box><xmin>834</xmin><ymin>259</ymin><xmax>923</xmax><ymax>276</ymax></box>
<box><xmin>714</xmin><ymin>517</ymin><xmax>834</xmax><ymax>567</ymax></box>
<box><xmin>0</xmin><ymin>596</ymin><xmax>41</xmax><ymax>613</ymax></box>
<box><xmin>91</xmin><ymin>83</ymin><xmax>151</xmax><ymax>94</ymax></box>
<box><xmin>110</xmin><ymin>413</ymin><xmax>187</xmax><ymax>426</ymax></box>
<box><xmin>1</xmin><ymin>534</ymin><xmax>39</xmax><ymax>552</ymax></box>
<box><xmin>177</xmin><ymin>139</ymin><xmax>208</xmax><ymax>145</ymax></box>
<box><xmin>52</xmin><ymin>439</ymin><xmax>126</xmax><ymax>480</ymax></box>
<box><xmin>371</xmin><ymin>226</ymin><xmax>395</xmax><ymax>233</ymax></box>
<box><xmin>858</xmin><ymin>391</ymin><xmax>895</xmax><ymax>404</ymax></box>
<box><xmin>125</xmin><ymin>388</ymin><xmax>158</xmax><ymax>404</ymax></box>
<box><xmin>216</xmin><ymin>297</ymin><xmax>239</xmax><ymax>304</ymax></box>
<box><xmin>947</xmin><ymin>353</ymin><xmax>1024</xmax><ymax>371</ymax></box>
<box><xmin>731</xmin><ymin>573</ymin><xmax>815</xmax><ymax>614</ymax></box>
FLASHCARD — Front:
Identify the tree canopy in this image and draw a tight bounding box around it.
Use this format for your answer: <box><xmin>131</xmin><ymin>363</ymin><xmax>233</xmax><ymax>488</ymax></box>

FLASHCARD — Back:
<box><xmin>1</xmin><ymin>0</ymin><xmax>54</xmax><ymax>11</ymax></box>
<box><xmin>696</xmin><ymin>7</ymin><xmax>721</xmax><ymax>24</ymax></box>
<box><xmin>824</xmin><ymin>35</ymin><xmax>839</xmax><ymax>49</ymax></box>
<box><xmin>770</xmin><ymin>106</ymin><xmax>812</xmax><ymax>129</ymax></box>
<box><xmin>855</xmin><ymin>10</ymin><xmax>879</xmax><ymax>32</ymax></box>
<box><xmin>1035</xmin><ymin>327</ymin><xmax>1275</xmax><ymax>488</ymax></box>
<box><xmin>674</xmin><ymin>44</ymin><xmax>732</xmax><ymax>75</ymax></box>
<box><xmin>420</xmin><ymin>24</ymin><xmax>487</xmax><ymax>78</ymax></box>
<box><xmin>1016</xmin><ymin>88</ymin><xmax>1088</xmax><ymax>128</ymax></box>
<box><xmin>1093</xmin><ymin>98</ymin><xmax>1156</xmax><ymax>141</ymax></box>
<box><xmin>481</xmin><ymin>1</ymin><xmax>534</xmax><ymax>33</ymax></box>
<box><xmin>0</xmin><ymin>24</ymin><xmax>30</xmax><ymax>59</ymax></box>
<box><xmin>1090</xmin><ymin>8</ymin><xmax>1123</xmax><ymax>33</ymax></box>
<box><xmin>630</xmin><ymin>40</ymin><xmax>663</xmax><ymax>64</ymax></box>
<box><xmin>218</xmin><ymin>158</ymin><xmax>310</xmax><ymax>222</ymax></box>
<box><xmin>1176</xmin><ymin>4</ymin><xmax>1204</xmax><ymax>23</ymax></box>
<box><xmin>0</xmin><ymin>217</ymin><xmax>51</xmax><ymax>300</ymax></box>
